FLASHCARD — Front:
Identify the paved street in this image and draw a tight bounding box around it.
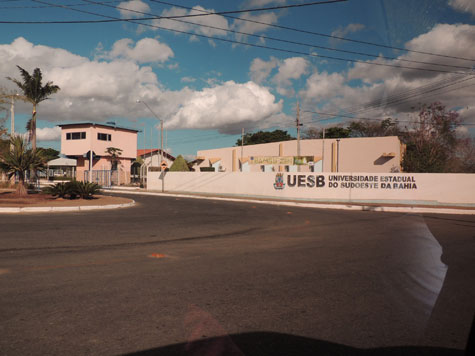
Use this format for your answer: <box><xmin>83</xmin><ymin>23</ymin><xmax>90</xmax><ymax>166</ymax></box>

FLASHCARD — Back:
<box><xmin>1</xmin><ymin>194</ymin><xmax>474</xmax><ymax>355</ymax></box>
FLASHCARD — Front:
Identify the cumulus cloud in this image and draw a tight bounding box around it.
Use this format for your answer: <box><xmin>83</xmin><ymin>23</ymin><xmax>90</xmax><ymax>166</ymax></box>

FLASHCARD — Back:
<box><xmin>249</xmin><ymin>56</ymin><xmax>309</xmax><ymax>96</ymax></box>
<box><xmin>37</xmin><ymin>126</ymin><xmax>61</xmax><ymax>141</ymax></box>
<box><xmin>107</xmin><ymin>38</ymin><xmax>174</xmax><ymax>63</ymax></box>
<box><xmin>117</xmin><ymin>0</ymin><xmax>151</xmax><ymax>18</ymax></box>
<box><xmin>165</xmin><ymin>81</ymin><xmax>283</xmax><ymax>134</ymax></box>
<box><xmin>232</xmin><ymin>12</ymin><xmax>279</xmax><ymax>42</ymax></box>
<box><xmin>0</xmin><ymin>37</ymin><xmax>285</xmax><ymax>135</ymax></box>
<box><xmin>272</xmin><ymin>57</ymin><xmax>309</xmax><ymax>96</ymax></box>
<box><xmin>249</xmin><ymin>57</ymin><xmax>279</xmax><ymax>83</ymax></box>
<box><xmin>300</xmin><ymin>23</ymin><xmax>475</xmax><ymax>126</ymax></box>
<box><xmin>152</xmin><ymin>6</ymin><xmax>230</xmax><ymax>38</ymax></box>
<box><xmin>449</xmin><ymin>0</ymin><xmax>475</xmax><ymax>16</ymax></box>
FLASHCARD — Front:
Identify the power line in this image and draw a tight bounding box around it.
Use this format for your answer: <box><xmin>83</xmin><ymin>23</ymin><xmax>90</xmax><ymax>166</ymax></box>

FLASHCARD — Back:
<box><xmin>89</xmin><ymin>0</ymin><xmax>472</xmax><ymax>71</ymax></box>
<box><xmin>0</xmin><ymin>0</ymin><xmax>120</xmax><ymax>9</ymax></box>
<box><xmin>0</xmin><ymin>0</ymin><xmax>347</xmax><ymax>23</ymax></box>
<box><xmin>301</xmin><ymin>110</ymin><xmax>475</xmax><ymax>126</ymax></box>
<box><xmin>151</xmin><ymin>0</ymin><xmax>475</xmax><ymax>63</ymax></box>
<box><xmin>14</xmin><ymin>0</ymin><xmax>473</xmax><ymax>76</ymax></box>
<box><xmin>341</xmin><ymin>75</ymin><xmax>475</xmax><ymax>116</ymax></box>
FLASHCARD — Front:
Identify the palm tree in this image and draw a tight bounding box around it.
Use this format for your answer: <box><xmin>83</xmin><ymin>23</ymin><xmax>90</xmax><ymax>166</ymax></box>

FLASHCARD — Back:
<box><xmin>0</xmin><ymin>135</ymin><xmax>46</xmax><ymax>196</ymax></box>
<box><xmin>105</xmin><ymin>147</ymin><xmax>123</xmax><ymax>170</ymax></box>
<box><xmin>7</xmin><ymin>66</ymin><xmax>60</xmax><ymax>152</ymax></box>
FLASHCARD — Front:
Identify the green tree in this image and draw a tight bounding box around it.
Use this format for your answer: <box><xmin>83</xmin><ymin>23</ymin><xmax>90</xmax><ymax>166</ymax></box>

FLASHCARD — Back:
<box><xmin>169</xmin><ymin>155</ymin><xmax>190</xmax><ymax>172</ymax></box>
<box><xmin>37</xmin><ymin>147</ymin><xmax>60</xmax><ymax>162</ymax></box>
<box><xmin>0</xmin><ymin>135</ymin><xmax>46</xmax><ymax>196</ymax></box>
<box><xmin>303</xmin><ymin>126</ymin><xmax>351</xmax><ymax>139</ymax></box>
<box><xmin>105</xmin><ymin>147</ymin><xmax>123</xmax><ymax>170</ymax></box>
<box><xmin>402</xmin><ymin>102</ymin><xmax>460</xmax><ymax>173</ymax></box>
<box><xmin>7</xmin><ymin>66</ymin><xmax>60</xmax><ymax>152</ymax></box>
<box><xmin>236</xmin><ymin>130</ymin><xmax>294</xmax><ymax>146</ymax></box>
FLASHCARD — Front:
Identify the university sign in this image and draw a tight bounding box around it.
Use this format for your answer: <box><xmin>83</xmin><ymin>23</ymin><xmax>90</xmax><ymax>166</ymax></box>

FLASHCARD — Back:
<box><xmin>273</xmin><ymin>173</ymin><xmax>418</xmax><ymax>191</ymax></box>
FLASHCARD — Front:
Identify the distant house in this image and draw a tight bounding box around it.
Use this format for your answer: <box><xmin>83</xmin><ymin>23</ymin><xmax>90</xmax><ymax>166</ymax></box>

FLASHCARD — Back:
<box><xmin>137</xmin><ymin>148</ymin><xmax>175</xmax><ymax>168</ymax></box>
<box><xmin>59</xmin><ymin>122</ymin><xmax>138</xmax><ymax>184</ymax></box>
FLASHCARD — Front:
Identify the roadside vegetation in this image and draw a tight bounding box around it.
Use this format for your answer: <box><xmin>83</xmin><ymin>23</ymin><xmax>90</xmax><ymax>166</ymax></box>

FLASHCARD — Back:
<box><xmin>0</xmin><ymin>135</ymin><xmax>46</xmax><ymax>196</ymax></box>
<box><xmin>42</xmin><ymin>181</ymin><xmax>101</xmax><ymax>200</ymax></box>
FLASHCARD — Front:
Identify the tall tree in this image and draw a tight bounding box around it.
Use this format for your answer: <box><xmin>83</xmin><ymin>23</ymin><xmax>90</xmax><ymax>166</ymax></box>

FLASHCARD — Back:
<box><xmin>236</xmin><ymin>130</ymin><xmax>294</xmax><ymax>146</ymax></box>
<box><xmin>402</xmin><ymin>102</ymin><xmax>460</xmax><ymax>173</ymax></box>
<box><xmin>7</xmin><ymin>66</ymin><xmax>60</xmax><ymax>152</ymax></box>
<box><xmin>0</xmin><ymin>135</ymin><xmax>46</xmax><ymax>196</ymax></box>
<box><xmin>348</xmin><ymin>118</ymin><xmax>401</xmax><ymax>137</ymax></box>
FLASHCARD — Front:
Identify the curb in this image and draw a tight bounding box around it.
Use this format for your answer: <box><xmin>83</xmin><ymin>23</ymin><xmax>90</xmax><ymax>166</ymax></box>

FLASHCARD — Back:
<box><xmin>105</xmin><ymin>189</ymin><xmax>475</xmax><ymax>215</ymax></box>
<box><xmin>0</xmin><ymin>200</ymin><xmax>135</xmax><ymax>214</ymax></box>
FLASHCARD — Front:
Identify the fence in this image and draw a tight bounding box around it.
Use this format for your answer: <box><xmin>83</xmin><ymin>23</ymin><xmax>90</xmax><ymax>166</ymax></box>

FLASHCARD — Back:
<box><xmin>84</xmin><ymin>170</ymin><xmax>112</xmax><ymax>188</ymax></box>
<box><xmin>147</xmin><ymin>171</ymin><xmax>475</xmax><ymax>207</ymax></box>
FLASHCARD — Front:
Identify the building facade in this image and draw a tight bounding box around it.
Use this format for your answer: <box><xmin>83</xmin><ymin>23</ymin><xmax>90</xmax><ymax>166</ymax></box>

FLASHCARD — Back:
<box><xmin>194</xmin><ymin>136</ymin><xmax>404</xmax><ymax>173</ymax></box>
<box><xmin>59</xmin><ymin>123</ymin><xmax>138</xmax><ymax>184</ymax></box>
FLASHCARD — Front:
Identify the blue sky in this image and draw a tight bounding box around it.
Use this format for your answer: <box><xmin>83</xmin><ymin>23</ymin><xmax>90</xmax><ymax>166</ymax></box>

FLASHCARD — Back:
<box><xmin>1</xmin><ymin>0</ymin><xmax>474</xmax><ymax>157</ymax></box>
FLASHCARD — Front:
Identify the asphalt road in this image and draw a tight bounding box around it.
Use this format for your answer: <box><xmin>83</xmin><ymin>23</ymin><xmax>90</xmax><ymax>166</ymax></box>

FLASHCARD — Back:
<box><xmin>0</xmin><ymin>194</ymin><xmax>474</xmax><ymax>355</ymax></box>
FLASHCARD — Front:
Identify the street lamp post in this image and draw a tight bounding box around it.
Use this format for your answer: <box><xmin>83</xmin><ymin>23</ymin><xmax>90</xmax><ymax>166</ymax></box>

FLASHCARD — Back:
<box><xmin>136</xmin><ymin>100</ymin><xmax>164</xmax><ymax>192</ymax></box>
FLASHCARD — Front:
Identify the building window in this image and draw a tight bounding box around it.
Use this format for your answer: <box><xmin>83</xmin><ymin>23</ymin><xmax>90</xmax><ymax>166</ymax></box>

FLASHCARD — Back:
<box><xmin>97</xmin><ymin>133</ymin><xmax>111</xmax><ymax>141</ymax></box>
<box><xmin>66</xmin><ymin>132</ymin><xmax>86</xmax><ymax>140</ymax></box>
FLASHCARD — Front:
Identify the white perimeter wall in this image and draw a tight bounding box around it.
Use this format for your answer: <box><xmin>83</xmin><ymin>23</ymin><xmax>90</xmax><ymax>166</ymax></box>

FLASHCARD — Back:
<box><xmin>148</xmin><ymin>171</ymin><xmax>475</xmax><ymax>206</ymax></box>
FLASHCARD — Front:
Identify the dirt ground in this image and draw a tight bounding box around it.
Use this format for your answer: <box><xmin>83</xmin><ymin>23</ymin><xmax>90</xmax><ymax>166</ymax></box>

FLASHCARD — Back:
<box><xmin>0</xmin><ymin>189</ymin><xmax>133</xmax><ymax>207</ymax></box>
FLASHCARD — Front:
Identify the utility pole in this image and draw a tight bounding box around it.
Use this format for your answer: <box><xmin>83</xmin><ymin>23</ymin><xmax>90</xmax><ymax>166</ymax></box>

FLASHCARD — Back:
<box><xmin>160</xmin><ymin>120</ymin><xmax>164</xmax><ymax>168</ymax></box>
<box><xmin>322</xmin><ymin>127</ymin><xmax>325</xmax><ymax>172</ymax></box>
<box><xmin>10</xmin><ymin>95</ymin><xmax>15</xmax><ymax>136</ymax></box>
<box><xmin>241</xmin><ymin>128</ymin><xmax>244</xmax><ymax>165</ymax></box>
<box><xmin>296</xmin><ymin>101</ymin><xmax>302</xmax><ymax>172</ymax></box>
<box><xmin>136</xmin><ymin>99</ymin><xmax>165</xmax><ymax>191</ymax></box>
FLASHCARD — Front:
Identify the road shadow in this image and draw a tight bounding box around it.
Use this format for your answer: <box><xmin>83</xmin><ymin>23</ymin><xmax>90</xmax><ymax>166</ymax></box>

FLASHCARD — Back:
<box><xmin>123</xmin><ymin>331</ymin><xmax>464</xmax><ymax>356</ymax></box>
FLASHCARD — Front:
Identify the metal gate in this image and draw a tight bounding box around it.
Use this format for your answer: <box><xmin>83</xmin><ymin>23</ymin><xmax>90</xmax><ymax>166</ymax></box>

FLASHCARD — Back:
<box><xmin>84</xmin><ymin>170</ymin><xmax>112</xmax><ymax>188</ymax></box>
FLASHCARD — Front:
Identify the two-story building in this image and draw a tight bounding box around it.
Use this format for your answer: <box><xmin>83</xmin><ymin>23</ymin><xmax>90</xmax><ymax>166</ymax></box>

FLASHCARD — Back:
<box><xmin>59</xmin><ymin>122</ymin><xmax>138</xmax><ymax>184</ymax></box>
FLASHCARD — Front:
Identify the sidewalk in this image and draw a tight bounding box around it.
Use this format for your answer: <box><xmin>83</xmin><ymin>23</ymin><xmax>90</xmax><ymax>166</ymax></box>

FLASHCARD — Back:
<box><xmin>106</xmin><ymin>187</ymin><xmax>475</xmax><ymax>215</ymax></box>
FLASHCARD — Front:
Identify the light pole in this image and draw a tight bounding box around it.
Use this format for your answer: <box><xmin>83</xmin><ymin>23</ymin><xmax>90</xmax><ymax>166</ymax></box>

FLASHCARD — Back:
<box><xmin>136</xmin><ymin>100</ymin><xmax>164</xmax><ymax>192</ymax></box>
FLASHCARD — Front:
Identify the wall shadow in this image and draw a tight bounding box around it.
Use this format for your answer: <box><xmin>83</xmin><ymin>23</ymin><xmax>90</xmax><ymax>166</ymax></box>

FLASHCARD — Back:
<box><xmin>123</xmin><ymin>331</ymin><xmax>464</xmax><ymax>356</ymax></box>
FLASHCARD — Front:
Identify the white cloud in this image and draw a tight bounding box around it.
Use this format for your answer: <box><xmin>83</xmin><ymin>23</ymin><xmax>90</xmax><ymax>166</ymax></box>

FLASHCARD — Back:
<box><xmin>249</xmin><ymin>57</ymin><xmax>278</xmax><ymax>83</ymax></box>
<box><xmin>107</xmin><ymin>38</ymin><xmax>174</xmax><ymax>63</ymax></box>
<box><xmin>330</xmin><ymin>23</ymin><xmax>365</xmax><ymax>46</ymax></box>
<box><xmin>232</xmin><ymin>12</ymin><xmax>279</xmax><ymax>42</ymax></box>
<box><xmin>37</xmin><ymin>126</ymin><xmax>61</xmax><ymax>141</ymax></box>
<box><xmin>117</xmin><ymin>0</ymin><xmax>151</xmax><ymax>18</ymax></box>
<box><xmin>165</xmin><ymin>81</ymin><xmax>283</xmax><ymax>134</ymax></box>
<box><xmin>249</xmin><ymin>56</ymin><xmax>309</xmax><ymax>96</ymax></box>
<box><xmin>300</xmin><ymin>23</ymin><xmax>475</xmax><ymax>125</ymax></box>
<box><xmin>152</xmin><ymin>6</ymin><xmax>230</xmax><ymax>39</ymax></box>
<box><xmin>181</xmin><ymin>76</ymin><xmax>196</xmax><ymax>83</ymax></box>
<box><xmin>0</xmin><ymin>38</ymin><xmax>285</xmax><ymax>135</ymax></box>
<box><xmin>449</xmin><ymin>0</ymin><xmax>475</xmax><ymax>16</ymax></box>
<box><xmin>272</xmin><ymin>57</ymin><xmax>309</xmax><ymax>96</ymax></box>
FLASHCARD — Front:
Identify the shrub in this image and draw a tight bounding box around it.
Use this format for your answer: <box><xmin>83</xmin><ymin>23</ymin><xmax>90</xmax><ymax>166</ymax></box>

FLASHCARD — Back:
<box><xmin>200</xmin><ymin>167</ymin><xmax>215</xmax><ymax>172</ymax></box>
<box><xmin>74</xmin><ymin>181</ymin><xmax>101</xmax><ymax>199</ymax></box>
<box><xmin>42</xmin><ymin>182</ymin><xmax>77</xmax><ymax>199</ymax></box>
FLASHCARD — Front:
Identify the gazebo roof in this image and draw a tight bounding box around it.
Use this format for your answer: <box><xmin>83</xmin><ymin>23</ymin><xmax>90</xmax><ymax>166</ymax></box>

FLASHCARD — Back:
<box><xmin>47</xmin><ymin>157</ymin><xmax>77</xmax><ymax>167</ymax></box>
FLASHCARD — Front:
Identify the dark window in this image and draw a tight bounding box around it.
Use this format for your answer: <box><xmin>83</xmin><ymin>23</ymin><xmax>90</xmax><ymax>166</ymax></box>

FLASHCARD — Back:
<box><xmin>66</xmin><ymin>132</ymin><xmax>86</xmax><ymax>140</ymax></box>
<box><xmin>98</xmin><ymin>133</ymin><xmax>111</xmax><ymax>141</ymax></box>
